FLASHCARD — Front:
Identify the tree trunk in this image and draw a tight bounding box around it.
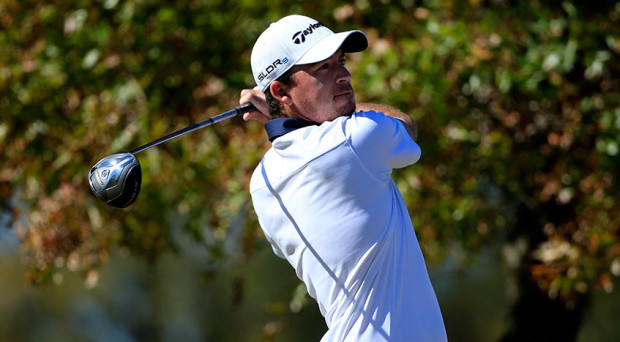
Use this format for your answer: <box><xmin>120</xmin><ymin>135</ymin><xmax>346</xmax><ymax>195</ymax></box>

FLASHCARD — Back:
<box><xmin>500</xmin><ymin>204</ymin><xmax>590</xmax><ymax>342</ymax></box>
<box><xmin>500</xmin><ymin>259</ymin><xmax>590</xmax><ymax>342</ymax></box>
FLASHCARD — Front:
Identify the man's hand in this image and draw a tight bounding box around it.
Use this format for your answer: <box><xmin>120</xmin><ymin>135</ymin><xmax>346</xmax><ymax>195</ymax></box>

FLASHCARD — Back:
<box><xmin>240</xmin><ymin>88</ymin><xmax>270</xmax><ymax>123</ymax></box>
<box><xmin>356</xmin><ymin>103</ymin><xmax>418</xmax><ymax>141</ymax></box>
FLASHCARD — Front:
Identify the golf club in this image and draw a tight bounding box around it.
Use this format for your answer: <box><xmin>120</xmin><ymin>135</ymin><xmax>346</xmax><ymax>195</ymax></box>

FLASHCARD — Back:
<box><xmin>88</xmin><ymin>103</ymin><xmax>256</xmax><ymax>208</ymax></box>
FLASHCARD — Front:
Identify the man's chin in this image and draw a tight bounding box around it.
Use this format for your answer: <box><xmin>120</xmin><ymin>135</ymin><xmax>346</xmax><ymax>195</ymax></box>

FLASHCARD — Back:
<box><xmin>340</xmin><ymin>101</ymin><xmax>356</xmax><ymax>117</ymax></box>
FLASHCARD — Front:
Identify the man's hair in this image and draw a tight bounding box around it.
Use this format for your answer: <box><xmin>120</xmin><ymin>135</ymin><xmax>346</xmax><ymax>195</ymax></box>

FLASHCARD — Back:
<box><xmin>265</xmin><ymin>68</ymin><xmax>294</xmax><ymax>119</ymax></box>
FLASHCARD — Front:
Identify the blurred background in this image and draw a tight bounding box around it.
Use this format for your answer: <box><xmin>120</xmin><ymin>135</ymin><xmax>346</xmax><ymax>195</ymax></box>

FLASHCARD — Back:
<box><xmin>1</xmin><ymin>0</ymin><xmax>618</xmax><ymax>341</ymax></box>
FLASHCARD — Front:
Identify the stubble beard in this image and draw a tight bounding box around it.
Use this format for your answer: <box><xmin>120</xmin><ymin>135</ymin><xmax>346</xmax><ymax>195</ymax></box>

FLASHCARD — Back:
<box><xmin>341</xmin><ymin>101</ymin><xmax>356</xmax><ymax>117</ymax></box>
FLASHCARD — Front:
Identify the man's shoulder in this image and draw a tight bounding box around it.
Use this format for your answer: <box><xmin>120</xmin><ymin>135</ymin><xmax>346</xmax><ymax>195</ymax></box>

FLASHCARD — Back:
<box><xmin>344</xmin><ymin>110</ymin><xmax>422</xmax><ymax>168</ymax></box>
<box><xmin>340</xmin><ymin>110</ymin><xmax>405</xmax><ymax>139</ymax></box>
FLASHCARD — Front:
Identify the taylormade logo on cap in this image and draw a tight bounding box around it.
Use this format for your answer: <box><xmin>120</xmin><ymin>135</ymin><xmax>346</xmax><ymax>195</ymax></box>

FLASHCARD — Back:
<box><xmin>292</xmin><ymin>22</ymin><xmax>324</xmax><ymax>44</ymax></box>
<box><xmin>250</xmin><ymin>15</ymin><xmax>369</xmax><ymax>93</ymax></box>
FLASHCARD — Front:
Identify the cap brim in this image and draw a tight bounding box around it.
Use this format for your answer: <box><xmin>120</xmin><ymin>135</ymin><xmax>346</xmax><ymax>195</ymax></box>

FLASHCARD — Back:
<box><xmin>297</xmin><ymin>30</ymin><xmax>368</xmax><ymax>65</ymax></box>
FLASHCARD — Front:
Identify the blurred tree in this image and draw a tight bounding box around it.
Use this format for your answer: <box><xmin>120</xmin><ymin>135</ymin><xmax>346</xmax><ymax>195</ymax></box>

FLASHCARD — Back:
<box><xmin>1</xmin><ymin>0</ymin><xmax>618</xmax><ymax>340</ymax></box>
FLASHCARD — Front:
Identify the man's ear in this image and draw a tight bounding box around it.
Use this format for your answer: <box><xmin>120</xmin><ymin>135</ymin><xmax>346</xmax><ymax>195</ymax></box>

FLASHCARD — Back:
<box><xmin>269</xmin><ymin>81</ymin><xmax>293</xmax><ymax>106</ymax></box>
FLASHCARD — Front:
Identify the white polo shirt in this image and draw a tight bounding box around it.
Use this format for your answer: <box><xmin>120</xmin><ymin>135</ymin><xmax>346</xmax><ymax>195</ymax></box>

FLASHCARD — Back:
<box><xmin>250</xmin><ymin>110</ymin><xmax>447</xmax><ymax>341</ymax></box>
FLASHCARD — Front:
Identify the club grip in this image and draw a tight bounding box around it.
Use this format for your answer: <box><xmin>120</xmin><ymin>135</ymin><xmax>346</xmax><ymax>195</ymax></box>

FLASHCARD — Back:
<box><xmin>236</xmin><ymin>103</ymin><xmax>257</xmax><ymax>115</ymax></box>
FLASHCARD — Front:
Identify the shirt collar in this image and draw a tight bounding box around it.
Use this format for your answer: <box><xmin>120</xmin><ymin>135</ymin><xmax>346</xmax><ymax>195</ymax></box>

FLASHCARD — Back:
<box><xmin>264</xmin><ymin>118</ymin><xmax>318</xmax><ymax>142</ymax></box>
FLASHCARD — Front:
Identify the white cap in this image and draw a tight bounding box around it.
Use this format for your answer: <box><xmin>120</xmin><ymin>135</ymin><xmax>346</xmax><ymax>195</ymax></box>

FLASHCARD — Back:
<box><xmin>251</xmin><ymin>15</ymin><xmax>368</xmax><ymax>92</ymax></box>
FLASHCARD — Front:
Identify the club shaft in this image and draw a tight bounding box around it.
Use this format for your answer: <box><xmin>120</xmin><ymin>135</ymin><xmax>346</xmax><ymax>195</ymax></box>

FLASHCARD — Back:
<box><xmin>130</xmin><ymin>103</ymin><xmax>256</xmax><ymax>155</ymax></box>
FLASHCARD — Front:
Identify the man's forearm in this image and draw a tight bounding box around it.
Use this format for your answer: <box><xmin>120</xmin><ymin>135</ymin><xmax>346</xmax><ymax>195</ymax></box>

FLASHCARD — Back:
<box><xmin>356</xmin><ymin>103</ymin><xmax>418</xmax><ymax>141</ymax></box>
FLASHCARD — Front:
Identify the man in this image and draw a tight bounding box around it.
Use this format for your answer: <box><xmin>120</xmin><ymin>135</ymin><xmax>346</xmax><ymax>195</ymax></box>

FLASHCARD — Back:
<box><xmin>240</xmin><ymin>15</ymin><xmax>447</xmax><ymax>341</ymax></box>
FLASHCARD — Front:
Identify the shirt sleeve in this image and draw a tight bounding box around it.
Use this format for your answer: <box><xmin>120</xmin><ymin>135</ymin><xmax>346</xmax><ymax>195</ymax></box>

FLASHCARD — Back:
<box><xmin>344</xmin><ymin>110</ymin><xmax>421</xmax><ymax>174</ymax></box>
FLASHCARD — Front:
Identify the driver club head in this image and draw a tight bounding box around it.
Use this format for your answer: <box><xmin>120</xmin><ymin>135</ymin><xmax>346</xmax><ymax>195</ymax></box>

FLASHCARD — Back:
<box><xmin>88</xmin><ymin>152</ymin><xmax>142</xmax><ymax>208</ymax></box>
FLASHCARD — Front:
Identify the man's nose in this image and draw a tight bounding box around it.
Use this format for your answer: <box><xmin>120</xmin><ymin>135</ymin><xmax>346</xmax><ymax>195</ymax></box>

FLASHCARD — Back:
<box><xmin>336</xmin><ymin>65</ymin><xmax>352</xmax><ymax>84</ymax></box>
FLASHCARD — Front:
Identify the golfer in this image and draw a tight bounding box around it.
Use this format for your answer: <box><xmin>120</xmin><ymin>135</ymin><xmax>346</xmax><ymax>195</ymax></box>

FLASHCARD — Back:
<box><xmin>240</xmin><ymin>15</ymin><xmax>447</xmax><ymax>341</ymax></box>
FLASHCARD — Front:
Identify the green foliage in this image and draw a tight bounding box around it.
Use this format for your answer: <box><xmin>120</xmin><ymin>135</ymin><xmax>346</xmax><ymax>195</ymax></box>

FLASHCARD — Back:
<box><xmin>1</xmin><ymin>0</ymin><xmax>618</xmax><ymax>334</ymax></box>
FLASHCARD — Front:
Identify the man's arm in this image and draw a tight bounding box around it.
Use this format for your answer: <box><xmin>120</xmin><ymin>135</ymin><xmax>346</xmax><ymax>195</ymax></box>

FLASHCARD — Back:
<box><xmin>356</xmin><ymin>103</ymin><xmax>418</xmax><ymax>141</ymax></box>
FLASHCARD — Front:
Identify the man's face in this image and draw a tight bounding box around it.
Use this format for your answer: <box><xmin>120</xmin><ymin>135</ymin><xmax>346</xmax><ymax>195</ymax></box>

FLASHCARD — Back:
<box><xmin>285</xmin><ymin>50</ymin><xmax>356</xmax><ymax>123</ymax></box>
